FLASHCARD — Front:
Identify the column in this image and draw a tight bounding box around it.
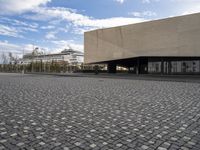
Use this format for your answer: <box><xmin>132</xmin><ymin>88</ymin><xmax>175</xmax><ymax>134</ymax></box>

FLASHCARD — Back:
<box><xmin>136</xmin><ymin>58</ymin><xmax>140</xmax><ymax>75</ymax></box>
<box><xmin>107</xmin><ymin>63</ymin><xmax>116</xmax><ymax>73</ymax></box>
<box><xmin>161</xmin><ymin>58</ymin><xmax>164</xmax><ymax>75</ymax></box>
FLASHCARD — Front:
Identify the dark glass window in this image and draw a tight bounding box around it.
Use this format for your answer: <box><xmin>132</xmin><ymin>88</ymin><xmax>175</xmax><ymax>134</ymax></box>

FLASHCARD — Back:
<box><xmin>148</xmin><ymin>60</ymin><xmax>200</xmax><ymax>74</ymax></box>
<box><xmin>148</xmin><ymin>62</ymin><xmax>161</xmax><ymax>73</ymax></box>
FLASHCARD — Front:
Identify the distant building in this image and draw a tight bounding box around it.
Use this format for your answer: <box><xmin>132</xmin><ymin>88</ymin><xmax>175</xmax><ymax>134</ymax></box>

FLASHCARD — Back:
<box><xmin>23</xmin><ymin>48</ymin><xmax>84</xmax><ymax>65</ymax></box>
<box><xmin>85</xmin><ymin>13</ymin><xmax>200</xmax><ymax>75</ymax></box>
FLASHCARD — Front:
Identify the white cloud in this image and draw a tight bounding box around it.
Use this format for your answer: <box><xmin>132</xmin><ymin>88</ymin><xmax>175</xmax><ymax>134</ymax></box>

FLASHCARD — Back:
<box><xmin>0</xmin><ymin>24</ymin><xmax>22</xmax><ymax>38</ymax></box>
<box><xmin>0</xmin><ymin>18</ymin><xmax>38</xmax><ymax>38</ymax></box>
<box><xmin>0</xmin><ymin>17</ymin><xmax>38</xmax><ymax>29</ymax></box>
<box><xmin>0</xmin><ymin>41</ymin><xmax>22</xmax><ymax>53</ymax></box>
<box><xmin>129</xmin><ymin>11</ymin><xmax>157</xmax><ymax>17</ymax></box>
<box><xmin>0</xmin><ymin>17</ymin><xmax>38</xmax><ymax>34</ymax></box>
<box><xmin>72</xmin><ymin>26</ymin><xmax>97</xmax><ymax>35</ymax></box>
<box><xmin>170</xmin><ymin>0</ymin><xmax>200</xmax><ymax>15</ymax></box>
<box><xmin>27</xmin><ymin>7</ymin><xmax>146</xmax><ymax>29</ymax></box>
<box><xmin>51</xmin><ymin>40</ymin><xmax>84</xmax><ymax>53</ymax></box>
<box><xmin>22</xmin><ymin>6</ymin><xmax>146</xmax><ymax>36</ymax></box>
<box><xmin>19</xmin><ymin>27</ymin><xmax>38</xmax><ymax>32</ymax></box>
<box><xmin>142</xmin><ymin>0</ymin><xmax>150</xmax><ymax>3</ymax></box>
<box><xmin>23</xmin><ymin>44</ymin><xmax>35</xmax><ymax>52</ymax></box>
<box><xmin>0</xmin><ymin>41</ymin><xmax>25</xmax><ymax>59</ymax></box>
<box><xmin>114</xmin><ymin>0</ymin><xmax>125</xmax><ymax>4</ymax></box>
<box><xmin>0</xmin><ymin>1</ymin><xmax>146</xmax><ymax>36</ymax></box>
<box><xmin>41</xmin><ymin>25</ymin><xmax>55</xmax><ymax>29</ymax></box>
<box><xmin>45</xmin><ymin>27</ymin><xmax>69</xmax><ymax>39</ymax></box>
<box><xmin>116</xmin><ymin>0</ymin><xmax>159</xmax><ymax>4</ymax></box>
<box><xmin>0</xmin><ymin>41</ymin><xmax>51</xmax><ymax>58</ymax></box>
<box><xmin>23</xmin><ymin>44</ymin><xmax>48</xmax><ymax>53</ymax></box>
<box><xmin>45</xmin><ymin>31</ymin><xmax>57</xmax><ymax>39</ymax></box>
<box><xmin>115</xmin><ymin>0</ymin><xmax>161</xmax><ymax>4</ymax></box>
<box><xmin>171</xmin><ymin>0</ymin><xmax>198</xmax><ymax>2</ymax></box>
<box><xmin>182</xmin><ymin>10</ymin><xmax>200</xmax><ymax>15</ymax></box>
<box><xmin>82</xmin><ymin>17</ymin><xmax>145</xmax><ymax>28</ymax></box>
<box><xmin>0</xmin><ymin>0</ymin><xmax>51</xmax><ymax>14</ymax></box>
<box><xmin>141</xmin><ymin>0</ymin><xmax>160</xmax><ymax>3</ymax></box>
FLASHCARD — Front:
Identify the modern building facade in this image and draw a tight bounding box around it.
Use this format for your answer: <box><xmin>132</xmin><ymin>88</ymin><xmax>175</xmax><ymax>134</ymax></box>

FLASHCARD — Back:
<box><xmin>23</xmin><ymin>48</ymin><xmax>84</xmax><ymax>65</ymax></box>
<box><xmin>84</xmin><ymin>13</ymin><xmax>200</xmax><ymax>74</ymax></box>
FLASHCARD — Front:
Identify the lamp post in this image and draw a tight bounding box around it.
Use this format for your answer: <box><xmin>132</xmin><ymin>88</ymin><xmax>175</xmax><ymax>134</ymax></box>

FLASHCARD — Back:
<box><xmin>22</xmin><ymin>48</ymin><xmax>25</xmax><ymax>74</ymax></box>
<box><xmin>31</xmin><ymin>44</ymin><xmax>35</xmax><ymax>73</ymax></box>
<box><xmin>41</xmin><ymin>48</ymin><xmax>46</xmax><ymax>72</ymax></box>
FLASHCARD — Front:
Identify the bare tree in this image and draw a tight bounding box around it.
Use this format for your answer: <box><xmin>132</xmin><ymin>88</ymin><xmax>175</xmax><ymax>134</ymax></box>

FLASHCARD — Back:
<box><xmin>8</xmin><ymin>52</ymin><xmax>14</xmax><ymax>64</ymax></box>
<box><xmin>1</xmin><ymin>52</ymin><xmax>8</xmax><ymax>64</ymax></box>
<box><xmin>14</xmin><ymin>55</ymin><xmax>19</xmax><ymax>65</ymax></box>
<box><xmin>0</xmin><ymin>52</ymin><xmax>2</xmax><ymax>64</ymax></box>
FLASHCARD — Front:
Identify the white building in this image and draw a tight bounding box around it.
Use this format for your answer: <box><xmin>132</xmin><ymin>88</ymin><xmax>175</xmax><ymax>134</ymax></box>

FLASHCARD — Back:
<box><xmin>23</xmin><ymin>48</ymin><xmax>84</xmax><ymax>65</ymax></box>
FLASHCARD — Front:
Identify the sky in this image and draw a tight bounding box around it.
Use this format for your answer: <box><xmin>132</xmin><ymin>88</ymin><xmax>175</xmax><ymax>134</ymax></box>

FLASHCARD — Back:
<box><xmin>0</xmin><ymin>0</ymin><xmax>200</xmax><ymax>56</ymax></box>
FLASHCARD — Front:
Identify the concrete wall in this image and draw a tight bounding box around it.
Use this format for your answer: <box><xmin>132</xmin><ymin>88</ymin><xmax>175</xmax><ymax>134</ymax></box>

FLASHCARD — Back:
<box><xmin>84</xmin><ymin>13</ymin><xmax>200</xmax><ymax>64</ymax></box>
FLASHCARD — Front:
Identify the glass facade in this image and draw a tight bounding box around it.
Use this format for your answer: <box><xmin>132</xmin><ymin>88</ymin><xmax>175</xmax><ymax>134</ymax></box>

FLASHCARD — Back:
<box><xmin>148</xmin><ymin>62</ymin><xmax>161</xmax><ymax>73</ymax></box>
<box><xmin>148</xmin><ymin>60</ymin><xmax>200</xmax><ymax>74</ymax></box>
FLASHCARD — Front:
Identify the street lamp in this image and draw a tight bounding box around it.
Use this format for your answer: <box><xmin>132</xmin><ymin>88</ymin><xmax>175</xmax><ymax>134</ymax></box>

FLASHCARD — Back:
<box><xmin>22</xmin><ymin>48</ymin><xmax>25</xmax><ymax>74</ymax></box>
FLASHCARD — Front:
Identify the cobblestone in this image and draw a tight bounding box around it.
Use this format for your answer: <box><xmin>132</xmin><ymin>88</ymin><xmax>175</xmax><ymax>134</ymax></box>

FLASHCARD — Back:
<box><xmin>0</xmin><ymin>73</ymin><xmax>200</xmax><ymax>150</ymax></box>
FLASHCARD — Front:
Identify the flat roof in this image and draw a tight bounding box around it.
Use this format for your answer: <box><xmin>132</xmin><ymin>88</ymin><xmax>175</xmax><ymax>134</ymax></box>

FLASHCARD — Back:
<box><xmin>85</xmin><ymin>12</ymin><xmax>200</xmax><ymax>34</ymax></box>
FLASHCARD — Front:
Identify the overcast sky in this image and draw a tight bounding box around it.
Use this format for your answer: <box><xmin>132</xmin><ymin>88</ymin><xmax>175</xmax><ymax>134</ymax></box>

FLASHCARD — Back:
<box><xmin>0</xmin><ymin>0</ymin><xmax>200</xmax><ymax>55</ymax></box>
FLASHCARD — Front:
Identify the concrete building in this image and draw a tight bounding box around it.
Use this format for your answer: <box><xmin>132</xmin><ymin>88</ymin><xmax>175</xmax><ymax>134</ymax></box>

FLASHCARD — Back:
<box><xmin>23</xmin><ymin>48</ymin><xmax>84</xmax><ymax>65</ymax></box>
<box><xmin>84</xmin><ymin>13</ymin><xmax>200</xmax><ymax>74</ymax></box>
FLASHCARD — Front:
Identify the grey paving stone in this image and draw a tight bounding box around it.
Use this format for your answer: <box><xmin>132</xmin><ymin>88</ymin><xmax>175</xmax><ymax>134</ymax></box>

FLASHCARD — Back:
<box><xmin>157</xmin><ymin>147</ymin><xmax>167</xmax><ymax>150</ymax></box>
<box><xmin>63</xmin><ymin>147</ymin><xmax>70</xmax><ymax>150</ymax></box>
<box><xmin>0</xmin><ymin>146</ymin><xmax>5</xmax><ymax>150</ymax></box>
<box><xmin>17</xmin><ymin>142</ymin><xmax>24</xmax><ymax>147</ymax></box>
<box><xmin>0</xmin><ymin>73</ymin><xmax>200</xmax><ymax>149</ymax></box>
<box><xmin>39</xmin><ymin>142</ymin><xmax>45</xmax><ymax>145</ymax></box>
<box><xmin>141</xmin><ymin>145</ymin><xmax>149</xmax><ymax>149</ymax></box>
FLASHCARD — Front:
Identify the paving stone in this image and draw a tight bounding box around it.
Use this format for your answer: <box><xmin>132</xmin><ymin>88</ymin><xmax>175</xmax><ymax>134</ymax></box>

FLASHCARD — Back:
<box><xmin>141</xmin><ymin>145</ymin><xmax>149</xmax><ymax>149</ymax></box>
<box><xmin>17</xmin><ymin>142</ymin><xmax>24</xmax><ymax>147</ymax></box>
<box><xmin>10</xmin><ymin>133</ymin><xmax>17</xmax><ymax>137</ymax></box>
<box><xmin>163</xmin><ymin>142</ymin><xmax>171</xmax><ymax>147</ymax></box>
<box><xmin>36</xmin><ymin>136</ymin><xmax>43</xmax><ymax>139</ymax></box>
<box><xmin>181</xmin><ymin>147</ymin><xmax>189</xmax><ymax>150</ymax></box>
<box><xmin>90</xmin><ymin>144</ymin><xmax>97</xmax><ymax>148</ymax></box>
<box><xmin>55</xmin><ymin>142</ymin><xmax>61</xmax><ymax>146</ymax></box>
<box><xmin>103</xmin><ymin>142</ymin><xmax>108</xmax><ymax>145</ymax></box>
<box><xmin>157</xmin><ymin>147</ymin><xmax>167</xmax><ymax>150</ymax></box>
<box><xmin>74</xmin><ymin>142</ymin><xmax>81</xmax><ymax>146</ymax></box>
<box><xmin>0</xmin><ymin>140</ymin><xmax>7</xmax><ymax>143</ymax></box>
<box><xmin>171</xmin><ymin>137</ymin><xmax>178</xmax><ymax>141</ymax></box>
<box><xmin>39</xmin><ymin>142</ymin><xmax>45</xmax><ymax>145</ymax></box>
<box><xmin>188</xmin><ymin>141</ymin><xmax>195</xmax><ymax>145</ymax></box>
<box><xmin>116</xmin><ymin>143</ymin><xmax>123</xmax><ymax>147</ymax></box>
<box><xmin>0</xmin><ymin>73</ymin><xmax>200</xmax><ymax>150</ymax></box>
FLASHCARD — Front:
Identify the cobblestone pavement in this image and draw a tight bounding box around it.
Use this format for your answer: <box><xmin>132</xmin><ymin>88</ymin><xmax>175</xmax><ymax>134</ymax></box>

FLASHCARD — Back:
<box><xmin>0</xmin><ymin>73</ymin><xmax>200</xmax><ymax>150</ymax></box>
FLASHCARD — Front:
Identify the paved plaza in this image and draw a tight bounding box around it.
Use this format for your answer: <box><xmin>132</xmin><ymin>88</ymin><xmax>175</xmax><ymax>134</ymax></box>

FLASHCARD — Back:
<box><xmin>0</xmin><ymin>73</ymin><xmax>200</xmax><ymax>150</ymax></box>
